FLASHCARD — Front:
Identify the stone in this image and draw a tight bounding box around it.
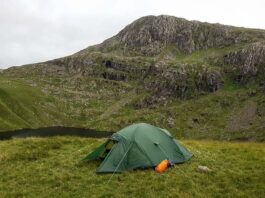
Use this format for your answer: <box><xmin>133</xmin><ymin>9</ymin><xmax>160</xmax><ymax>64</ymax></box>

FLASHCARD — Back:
<box><xmin>197</xmin><ymin>165</ymin><xmax>212</xmax><ymax>173</ymax></box>
<box><xmin>224</xmin><ymin>41</ymin><xmax>265</xmax><ymax>78</ymax></box>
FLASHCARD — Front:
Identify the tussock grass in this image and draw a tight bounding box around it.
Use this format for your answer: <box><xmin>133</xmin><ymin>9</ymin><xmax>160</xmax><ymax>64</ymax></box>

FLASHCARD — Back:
<box><xmin>0</xmin><ymin>137</ymin><xmax>264</xmax><ymax>197</ymax></box>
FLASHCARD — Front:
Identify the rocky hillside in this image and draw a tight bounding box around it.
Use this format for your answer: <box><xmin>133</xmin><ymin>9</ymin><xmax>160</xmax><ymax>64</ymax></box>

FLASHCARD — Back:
<box><xmin>1</xmin><ymin>15</ymin><xmax>265</xmax><ymax>140</ymax></box>
<box><xmin>98</xmin><ymin>15</ymin><xmax>265</xmax><ymax>55</ymax></box>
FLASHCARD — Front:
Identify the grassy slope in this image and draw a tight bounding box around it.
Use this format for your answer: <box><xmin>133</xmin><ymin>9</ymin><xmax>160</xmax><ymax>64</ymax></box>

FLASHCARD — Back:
<box><xmin>0</xmin><ymin>46</ymin><xmax>264</xmax><ymax>140</ymax></box>
<box><xmin>86</xmin><ymin>85</ymin><xmax>265</xmax><ymax>141</ymax></box>
<box><xmin>0</xmin><ymin>76</ymin><xmax>134</xmax><ymax>131</ymax></box>
<box><xmin>0</xmin><ymin>75</ymin><xmax>264</xmax><ymax>140</ymax></box>
<box><xmin>0</xmin><ymin>77</ymin><xmax>72</xmax><ymax>131</ymax></box>
<box><xmin>0</xmin><ymin>137</ymin><xmax>264</xmax><ymax>198</ymax></box>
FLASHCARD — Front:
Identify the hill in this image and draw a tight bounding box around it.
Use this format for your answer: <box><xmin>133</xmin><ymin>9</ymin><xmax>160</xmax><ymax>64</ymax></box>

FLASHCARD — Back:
<box><xmin>0</xmin><ymin>15</ymin><xmax>265</xmax><ymax>140</ymax></box>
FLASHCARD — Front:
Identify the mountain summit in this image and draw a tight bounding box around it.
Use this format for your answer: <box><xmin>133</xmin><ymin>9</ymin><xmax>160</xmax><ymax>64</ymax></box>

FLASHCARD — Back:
<box><xmin>96</xmin><ymin>15</ymin><xmax>265</xmax><ymax>55</ymax></box>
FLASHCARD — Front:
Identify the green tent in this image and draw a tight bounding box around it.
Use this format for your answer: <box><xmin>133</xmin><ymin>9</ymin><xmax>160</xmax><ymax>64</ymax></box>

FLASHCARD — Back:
<box><xmin>84</xmin><ymin>123</ymin><xmax>192</xmax><ymax>173</ymax></box>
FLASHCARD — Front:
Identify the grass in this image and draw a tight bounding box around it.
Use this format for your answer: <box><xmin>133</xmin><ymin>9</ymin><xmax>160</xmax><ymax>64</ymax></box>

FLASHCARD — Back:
<box><xmin>0</xmin><ymin>76</ymin><xmax>134</xmax><ymax>131</ymax></box>
<box><xmin>0</xmin><ymin>77</ymin><xmax>72</xmax><ymax>131</ymax></box>
<box><xmin>0</xmin><ymin>137</ymin><xmax>264</xmax><ymax>197</ymax></box>
<box><xmin>0</xmin><ymin>75</ymin><xmax>264</xmax><ymax>141</ymax></box>
<box><xmin>89</xmin><ymin>87</ymin><xmax>265</xmax><ymax>141</ymax></box>
<box><xmin>174</xmin><ymin>45</ymin><xmax>245</xmax><ymax>65</ymax></box>
<box><xmin>0</xmin><ymin>78</ymin><xmax>55</xmax><ymax>130</ymax></box>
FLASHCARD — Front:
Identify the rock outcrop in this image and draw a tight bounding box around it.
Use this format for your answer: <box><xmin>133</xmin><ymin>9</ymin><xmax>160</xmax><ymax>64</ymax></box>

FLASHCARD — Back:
<box><xmin>145</xmin><ymin>64</ymin><xmax>223</xmax><ymax>98</ymax></box>
<box><xmin>224</xmin><ymin>41</ymin><xmax>265</xmax><ymax>80</ymax></box>
<box><xmin>99</xmin><ymin>15</ymin><xmax>265</xmax><ymax>55</ymax></box>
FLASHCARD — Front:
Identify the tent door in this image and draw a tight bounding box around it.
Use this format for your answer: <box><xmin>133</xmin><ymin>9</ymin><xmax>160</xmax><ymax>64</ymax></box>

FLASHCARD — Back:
<box><xmin>100</xmin><ymin>140</ymin><xmax>115</xmax><ymax>159</ymax></box>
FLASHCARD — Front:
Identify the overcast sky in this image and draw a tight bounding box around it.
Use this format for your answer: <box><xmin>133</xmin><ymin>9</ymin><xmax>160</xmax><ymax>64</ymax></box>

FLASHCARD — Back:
<box><xmin>0</xmin><ymin>0</ymin><xmax>265</xmax><ymax>68</ymax></box>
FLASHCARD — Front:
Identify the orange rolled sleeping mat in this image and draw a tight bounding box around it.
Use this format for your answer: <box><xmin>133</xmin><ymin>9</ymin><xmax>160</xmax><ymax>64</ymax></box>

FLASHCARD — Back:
<box><xmin>155</xmin><ymin>159</ymin><xmax>169</xmax><ymax>173</ymax></box>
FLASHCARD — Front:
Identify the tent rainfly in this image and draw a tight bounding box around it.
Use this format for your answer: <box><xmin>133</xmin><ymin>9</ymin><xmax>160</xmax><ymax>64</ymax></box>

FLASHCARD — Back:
<box><xmin>84</xmin><ymin>123</ymin><xmax>192</xmax><ymax>173</ymax></box>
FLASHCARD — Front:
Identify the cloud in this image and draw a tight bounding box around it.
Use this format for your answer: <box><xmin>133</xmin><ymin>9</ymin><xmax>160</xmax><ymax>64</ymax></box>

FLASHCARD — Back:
<box><xmin>0</xmin><ymin>0</ymin><xmax>265</xmax><ymax>68</ymax></box>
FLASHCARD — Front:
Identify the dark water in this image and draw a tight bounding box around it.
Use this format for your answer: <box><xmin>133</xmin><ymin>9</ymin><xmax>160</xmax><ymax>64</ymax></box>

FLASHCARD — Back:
<box><xmin>0</xmin><ymin>126</ymin><xmax>114</xmax><ymax>140</ymax></box>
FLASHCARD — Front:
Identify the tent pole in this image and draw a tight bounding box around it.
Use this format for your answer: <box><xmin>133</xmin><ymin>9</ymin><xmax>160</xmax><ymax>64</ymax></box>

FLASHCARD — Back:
<box><xmin>106</xmin><ymin>143</ymin><xmax>133</xmax><ymax>184</ymax></box>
